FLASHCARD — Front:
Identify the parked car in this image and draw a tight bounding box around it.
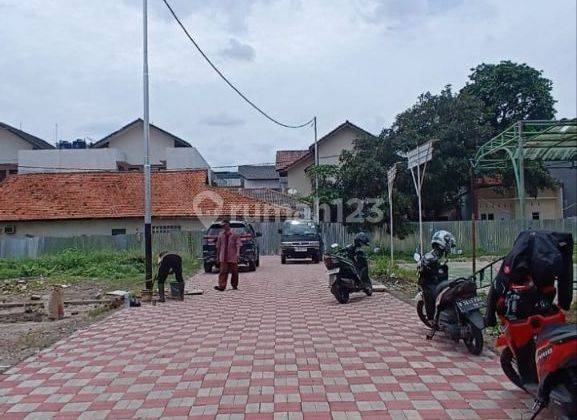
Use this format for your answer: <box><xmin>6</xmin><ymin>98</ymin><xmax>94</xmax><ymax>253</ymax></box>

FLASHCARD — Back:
<box><xmin>202</xmin><ymin>221</ymin><xmax>261</xmax><ymax>273</ymax></box>
<box><xmin>279</xmin><ymin>219</ymin><xmax>323</xmax><ymax>264</ymax></box>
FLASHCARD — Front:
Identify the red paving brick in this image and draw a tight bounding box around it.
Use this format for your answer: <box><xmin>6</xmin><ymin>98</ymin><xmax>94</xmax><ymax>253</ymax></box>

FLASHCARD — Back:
<box><xmin>0</xmin><ymin>257</ymin><xmax>545</xmax><ymax>419</ymax></box>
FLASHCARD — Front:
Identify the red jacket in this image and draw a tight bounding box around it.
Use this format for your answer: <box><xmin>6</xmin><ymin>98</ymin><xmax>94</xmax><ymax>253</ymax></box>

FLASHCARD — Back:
<box><xmin>216</xmin><ymin>230</ymin><xmax>241</xmax><ymax>263</ymax></box>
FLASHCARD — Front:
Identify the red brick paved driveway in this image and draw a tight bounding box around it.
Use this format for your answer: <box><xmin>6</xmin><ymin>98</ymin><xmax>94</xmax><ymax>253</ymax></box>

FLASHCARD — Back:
<box><xmin>0</xmin><ymin>256</ymin><xmax>541</xmax><ymax>419</ymax></box>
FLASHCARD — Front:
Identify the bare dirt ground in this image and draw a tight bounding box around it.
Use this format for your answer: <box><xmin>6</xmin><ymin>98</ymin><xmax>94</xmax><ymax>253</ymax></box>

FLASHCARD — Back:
<box><xmin>0</xmin><ymin>281</ymin><xmax>116</xmax><ymax>372</ymax></box>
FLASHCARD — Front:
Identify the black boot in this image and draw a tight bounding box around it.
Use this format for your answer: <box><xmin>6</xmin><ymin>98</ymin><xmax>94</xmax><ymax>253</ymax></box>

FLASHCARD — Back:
<box><xmin>178</xmin><ymin>282</ymin><xmax>185</xmax><ymax>301</ymax></box>
<box><xmin>158</xmin><ymin>283</ymin><xmax>166</xmax><ymax>302</ymax></box>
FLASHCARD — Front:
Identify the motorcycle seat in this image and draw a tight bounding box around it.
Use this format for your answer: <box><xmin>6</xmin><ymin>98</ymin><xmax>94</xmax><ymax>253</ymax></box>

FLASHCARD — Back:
<box><xmin>435</xmin><ymin>278</ymin><xmax>461</xmax><ymax>295</ymax></box>
<box><xmin>537</xmin><ymin>324</ymin><xmax>577</xmax><ymax>345</ymax></box>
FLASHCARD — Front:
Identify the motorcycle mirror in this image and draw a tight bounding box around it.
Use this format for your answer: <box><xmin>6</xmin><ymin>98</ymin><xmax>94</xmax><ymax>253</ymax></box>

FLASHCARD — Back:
<box><xmin>413</xmin><ymin>252</ymin><xmax>421</xmax><ymax>263</ymax></box>
<box><xmin>331</xmin><ymin>243</ymin><xmax>339</xmax><ymax>249</ymax></box>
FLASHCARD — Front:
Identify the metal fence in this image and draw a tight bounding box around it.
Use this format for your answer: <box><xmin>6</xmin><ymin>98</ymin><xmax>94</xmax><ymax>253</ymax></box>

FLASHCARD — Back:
<box><xmin>1</xmin><ymin>219</ymin><xmax>576</xmax><ymax>260</ymax></box>
<box><xmin>0</xmin><ymin>231</ymin><xmax>204</xmax><ymax>260</ymax></box>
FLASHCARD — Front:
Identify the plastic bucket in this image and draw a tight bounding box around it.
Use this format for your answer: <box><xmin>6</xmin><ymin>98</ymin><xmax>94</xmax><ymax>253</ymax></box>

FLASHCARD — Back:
<box><xmin>170</xmin><ymin>282</ymin><xmax>181</xmax><ymax>298</ymax></box>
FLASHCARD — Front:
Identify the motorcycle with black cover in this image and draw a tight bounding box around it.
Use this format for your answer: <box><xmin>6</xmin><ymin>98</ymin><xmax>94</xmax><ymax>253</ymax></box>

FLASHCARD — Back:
<box><xmin>323</xmin><ymin>233</ymin><xmax>374</xmax><ymax>304</ymax></box>
<box><xmin>485</xmin><ymin>230</ymin><xmax>576</xmax><ymax>420</ymax></box>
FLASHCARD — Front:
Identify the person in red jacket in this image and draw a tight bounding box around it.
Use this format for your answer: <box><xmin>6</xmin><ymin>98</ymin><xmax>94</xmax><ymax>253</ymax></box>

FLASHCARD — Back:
<box><xmin>214</xmin><ymin>219</ymin><xmax>241</xmax><ymax>291</ymax></box>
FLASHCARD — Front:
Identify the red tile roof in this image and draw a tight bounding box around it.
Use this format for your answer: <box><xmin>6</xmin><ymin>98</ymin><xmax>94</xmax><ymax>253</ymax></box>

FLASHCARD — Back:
<box><xmin>0</xmin><ymin>170</ymin><xmax>294</xmax><ymax>222</ymax></box>
<box><xmin>275</xmin><ymin>150</ymin><xmax>311</xmax><ymax>172</ymax></box>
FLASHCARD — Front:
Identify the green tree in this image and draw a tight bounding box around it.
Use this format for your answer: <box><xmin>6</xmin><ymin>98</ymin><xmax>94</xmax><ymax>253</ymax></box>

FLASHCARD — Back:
<box><xmin>307</xmin><ymin>62</ymin><xmax>560</xmax><ymax>230</ymax></box>
<box><xmin>305</xmin><ymin>164</ymin><xmax>340</xmax><ymax>203</ymax></box>
<box><xmin>462</xmin><ymin>61</ymin><xmax>556</xmax><ymax>133</ymax></box>
<box><xmin>383</xmin><ymin>86</ymin><xmax>492</xmax><ymax>218</ymax></box>
<box><xmin>462</xmin><ymin>61</ymin><xmax>558</xmax><ymax>196</ymax></box>
<box><xmin>337</xmin><ymin>136</ymin><xmax>413</xmax><ymax>234</ymax></box>
<box><xmin>323</xmin><ymin>86</ymin><xmax>490</xmax><ymax>229</ymax></box>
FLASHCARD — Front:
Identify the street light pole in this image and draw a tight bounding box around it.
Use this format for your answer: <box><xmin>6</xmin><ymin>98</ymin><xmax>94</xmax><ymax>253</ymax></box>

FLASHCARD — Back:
<box><xmin>143</xmin><ymin>0</ymin><xmax>152</xmax><ymax>286</ymax></box>
<box><xmin>313</xmin><ymin>116</ymin><xmax>319</xmax><ymax>223</ymax></box>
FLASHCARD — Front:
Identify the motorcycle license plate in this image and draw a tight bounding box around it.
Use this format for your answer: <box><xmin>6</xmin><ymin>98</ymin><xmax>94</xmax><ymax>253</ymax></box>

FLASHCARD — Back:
<box><xmin>295</xmin><ymin>247</ymin><xmax>307</xmax><ymax>252</ymax></box>
<box><xmin>456</xmin><ymin>297</ymin><xmax>485</xmax><ymax>313</ymax></box>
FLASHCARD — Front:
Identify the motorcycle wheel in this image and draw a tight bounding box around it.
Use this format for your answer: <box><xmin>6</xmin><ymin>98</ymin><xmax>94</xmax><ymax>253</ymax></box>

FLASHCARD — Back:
<box><xmin>549</xmin><ymin>369</ymin><xmax>577</xmax><ymax>420</ymax></box>
<box><xmin>463</xmin><ymin>322</ymin><xmax>484</xmax><ymax>355</ymax></box>
<box><xmin>331</xmin><ymin>284</ymin><xmax>350</xmax><ymax>304</ymax></box>
<box><xmin>500</xmin><ymin>347</ymin><xmax>526</xmax><ymax>391</ymax></box>
<box><xmin>416</xmin><ymin>300</ymin><xmax>433</xmax><ymax>328</ymax></box>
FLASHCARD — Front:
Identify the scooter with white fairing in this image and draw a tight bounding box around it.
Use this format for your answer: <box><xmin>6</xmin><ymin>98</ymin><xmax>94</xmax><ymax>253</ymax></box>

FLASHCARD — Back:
<box><xmin>414</xmin><ymin>230</ymin><xmax>485</xmax><ymax>355</ymax></box>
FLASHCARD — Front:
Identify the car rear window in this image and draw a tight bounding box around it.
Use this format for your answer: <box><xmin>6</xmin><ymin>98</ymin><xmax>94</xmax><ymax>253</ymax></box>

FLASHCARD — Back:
<box><xmin>207</xmin><ymin>223</ymin><xmax>250</xmax><ymax>236</ymax></box>
<box><xmin>282</xmin><ymin>221</ymin><xmax>318</xmax><ymax>236</ymax></box>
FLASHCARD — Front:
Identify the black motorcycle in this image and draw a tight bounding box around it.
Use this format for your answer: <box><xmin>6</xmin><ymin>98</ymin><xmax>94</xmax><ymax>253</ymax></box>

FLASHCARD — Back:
<box><xmin>324</xmin><ymin>242</ymin><xmax>374</xmax><ymax>304</ymax></box>
<box><xmin>414</xmin><ymin>250</ymin><xmax>485</xmax><ymax>355</ymax></box>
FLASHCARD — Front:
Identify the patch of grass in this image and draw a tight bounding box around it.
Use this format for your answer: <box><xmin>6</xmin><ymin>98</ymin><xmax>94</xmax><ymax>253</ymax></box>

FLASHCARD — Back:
<box><xmin>369</xmin><ymin>254</ymin><xmax>417</xmax><ymax>282</ymax></box>
<box><xmin>0</xmin><ymin>249</ymin><xmax>145</xmax><ymax>280</ymax></box>
<box><xmin>0</xmin><ymin>249</ymin><xmax>199</xmax><ymax>295</ymax></box>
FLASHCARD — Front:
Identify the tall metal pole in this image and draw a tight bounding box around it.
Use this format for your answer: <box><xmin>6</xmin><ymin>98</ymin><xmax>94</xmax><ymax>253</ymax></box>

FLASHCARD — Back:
<box><xmin>416</xmin><ymin>145</ymin><xmax>423</xmax><ymax>256</ymax></box>
<box><xmin>388</xmin><ymin>187</ymin><xmax>394</xmax><ymax>275</ymax></box>
<box><xmin>387</xmin><ymin>163</ymin><xmax>397</xmax><ymax>277</ymax></box>
<box><xmin>143</xmin><ymin>0</ymin><xmax>153</xmax><ymax>286</ymax></box>
<box><xmin>470</xmin><ymin>166</ymin><xmax>477</xmax><ymax>276</ymax></box>
<box><xmin>313</xmin><ymin>116</ymin><xmax>319</xmax><ymax>223</ymax></box>
<box><xmin>517</xmin><ymin>121</ymin><xmax>525</xmax><ymax>222</ymax></box>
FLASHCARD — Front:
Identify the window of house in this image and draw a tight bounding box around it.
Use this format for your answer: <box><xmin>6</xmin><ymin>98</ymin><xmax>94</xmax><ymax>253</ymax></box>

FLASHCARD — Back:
<box><xmin>152</xmin><ymin>225</ymin><xmax>181</xmax><ymax>234</ymax></box>
<box><xmin>487</xmin><ymin>213</ymin><xmax>494</xmax><ymax>220</ymax></box>
<box><xmin>532</xmin><ymin>212</ymin><xmax>540</xmax><ymax>220</ymax></box>
<box><xmin>112</xmin><ymin>228</ymin><xmax>126</xmax><ymax>236</ymax></box>
<box><xmin>480</xmin><ymin>214</ymin><xmax>487</xmax><ymax>220</ymax></box>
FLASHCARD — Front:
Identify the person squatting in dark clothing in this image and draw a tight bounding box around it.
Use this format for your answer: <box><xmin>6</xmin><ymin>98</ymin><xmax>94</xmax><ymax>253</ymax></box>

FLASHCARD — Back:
<box><xmin>154</xmin><ymin>252</ymin><xmax>184</xmax><ymax>302</ymax></box>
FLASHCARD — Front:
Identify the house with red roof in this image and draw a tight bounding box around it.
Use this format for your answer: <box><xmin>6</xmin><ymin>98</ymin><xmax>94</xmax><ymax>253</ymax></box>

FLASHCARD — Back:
<box><xmin>0</xmin><ymin>170</ymin><xmax>294</xmax><ymax>238</ymax></box>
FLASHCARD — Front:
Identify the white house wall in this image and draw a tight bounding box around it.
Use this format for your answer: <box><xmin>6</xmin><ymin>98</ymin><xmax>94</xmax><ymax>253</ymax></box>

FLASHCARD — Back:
<box><xmin>0</xmin><ymin>218</ymin><xmax>204</xmax><ymax>238</ymax></box>
<box><xmin>0</xmin><ymin>130</ymin><xmax>33</xmax><ymax>166</ymax></box>
<box><xmin>105</xmin><ymin>122</ymin><xmax>181</xmax><ymax>165</ymax></box>
<box><xmin>317</xmin><ymin>125</ymin><xmax>365</xmax><ymax>166</ymax></box>
<box><xmin>286</xmin><ymin>155</ymin><xmax>314</xmax><ymax>196</ymax></box>
<box><xmin>243</xmin><ymin>179</ymin><xmax>281</xmax><ymax>189</ymax></box>
<box><xmin>284</xmin><ymin>125</ymin><xmax>370</xmax><ymax>196</ymax></box>
<box><xmin>18</xmin><ymin>149</ymin><xmax>126</xmax><ymax>173</ymax></box>
<box><xmin>166</xmin><ymin>147</ymin><xmax>210</xmax><ymax>170</ymax></box>
<box><xmin>477</xmin><ymin>187</ymin><xmax>563</xmax><ymax>220</ymax></box>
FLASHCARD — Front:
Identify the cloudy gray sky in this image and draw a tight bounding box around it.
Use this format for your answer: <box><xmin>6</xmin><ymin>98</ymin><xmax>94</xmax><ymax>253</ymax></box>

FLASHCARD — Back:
<box><xmin>1</xmin><ymin>0</ymin><xmax>575</xmax><ymax>168</ymax></box>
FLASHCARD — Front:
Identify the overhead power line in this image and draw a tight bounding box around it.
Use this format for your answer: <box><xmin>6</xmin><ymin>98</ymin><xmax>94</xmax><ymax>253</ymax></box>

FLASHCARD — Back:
<box><xmin>161</xmin><ymin>0</ymin><xmax>314</xmax><ymax>129</ymax></box>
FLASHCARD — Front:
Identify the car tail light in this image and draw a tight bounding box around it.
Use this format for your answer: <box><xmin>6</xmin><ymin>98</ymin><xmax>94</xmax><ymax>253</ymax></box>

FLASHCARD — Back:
<box><xmin>203</xmin><ymin>235</ymin><xmax>217</xmax><ymax>245</ymax></box>
<box><xmin>324</xmin><ymin>255</ymin><xmax>333</xmax><ymax>269</ymax></box>
<box><xmin>240</xmin><ymin>234</ymin><xmax>252</xmax><ymax>242</ymax></box>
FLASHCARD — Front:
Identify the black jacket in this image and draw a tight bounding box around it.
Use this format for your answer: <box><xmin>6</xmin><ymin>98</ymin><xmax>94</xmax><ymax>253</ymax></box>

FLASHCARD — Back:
<box><xmin>485</xmin><ymin>230</ymin><xmax>574</xmax><ymax>326</ymax></box>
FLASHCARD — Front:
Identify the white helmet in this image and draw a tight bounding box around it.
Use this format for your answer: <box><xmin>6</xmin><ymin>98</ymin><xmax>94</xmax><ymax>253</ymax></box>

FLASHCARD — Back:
<box><xmin>431</xmin><ymin>230</ymin><xmax>456</xmax><ymax>252</ymax></box>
